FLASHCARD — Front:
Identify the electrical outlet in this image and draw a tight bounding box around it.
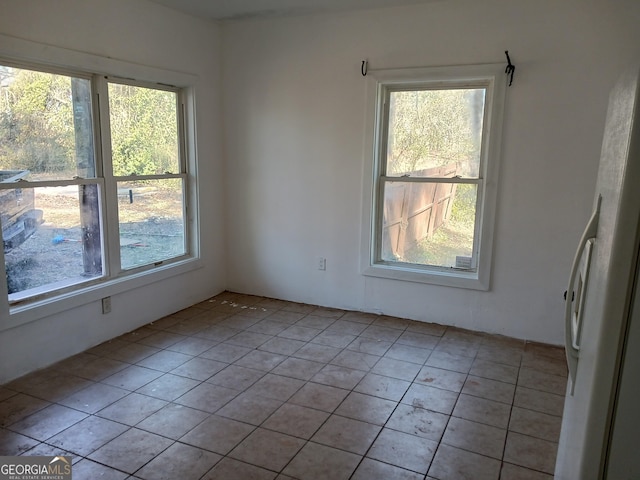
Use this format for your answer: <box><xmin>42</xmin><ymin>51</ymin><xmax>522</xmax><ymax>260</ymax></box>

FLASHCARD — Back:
<box><xmin>101</xmin><ymin>296</ymin><xmax>112</xmax><ymax>314</ymax></box>
<box><xmin>318</xmin><ymin>257</ymin><xmax>326</xmax><ymax>271</ymax></box>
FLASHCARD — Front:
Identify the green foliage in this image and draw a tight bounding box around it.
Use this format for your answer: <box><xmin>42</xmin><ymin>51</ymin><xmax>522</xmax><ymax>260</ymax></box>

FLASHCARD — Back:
<box><xmin>387</xmin><ymin>88</ymin><xmax>485</xmax><ymax>176</ymax></box>
<box><xmin>450</xmin><ymin>183</ymin><xmax>477</xmax><ymax>226</ymax></box>
<box><xmin>108</xmin><ymin>84</ymin><xmax>179</xmax><ymax>177</ymax></box>
<box><xmin>0</xmin><ymin>66</ymin><xmax>179</xmax><ymax>179</ymax></box>
<box><xmin>0</xmin><ymin>68</ymin><xmax>75</xmax><ymax>174</ymax></box>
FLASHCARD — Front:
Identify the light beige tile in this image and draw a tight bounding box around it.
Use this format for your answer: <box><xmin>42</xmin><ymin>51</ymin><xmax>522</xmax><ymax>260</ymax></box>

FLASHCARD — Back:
<box><xmin>310</xmin><ymin>307</ymin><xmax>346</xmax><ymax>319</ymax></box>
<box><xmin>293</xmin><ymin>342</ymin><xmax>342</xmax><ymax>363</ymax></box>
<box><xmin>311</xmin><ymin>415</ymin><xmax>381</xmax><ymax>454</ymax></box>
<box><xmin>441</xmin><ymin>416</ymin><xmax>506</xmax><ymax>459</ymax></box>
<box><xmin>283</xmin><ymin>442</ymin><xmax>361</xmax><ymax>480</ymax></box>
<box><xmin>225</xmin><ymin>331</ymin><xmax>273</xmax><ymax>348</ymax></box>
<box><xmin>137</xmin><ymin>331</ymin><xmax>187</xmax><ymax>349</ymax></box>
<box><xmin>203</xmin><ymin>457</ymin><xmax>276</xmax><ymax>480</ymax></box>
<box><xmin>354</xmin><ymin>373</ymin><xmax>411</xmax><ymax>401</ymax></box>
<box><xmin>415</xmin><ymin>366</ymin><xmax>467</xmax><ymax>392</ymax></box>
<box><xmin>47</xmin><ymin>415</ymin><xmax>129</xmax><ymax>456</ymax></box>
<box><xmin>509</xmin><ymin>406</ymin><xmax>562</xmax><ymax>442</ymax></box>
<box><xmin>384</xmin><ymin>343</ymin><xmax>431</xmax><ymax>364</ymax></box>
<box><xmin>229</xmin><ymin>428</ymin><xmax>305</xmax><ymax>471</ymax></box>
<box><xmin>470</xmin><ymin>358</ymin><xmax>519</xmax><ymax>384</ymax></box>
<box><xmin>500</xmin><ymin>462</ymin><xmax>554</xmax><ymax>479</ymax></box>
<box><xmin>234</xmin><ymin>350</ymin><xmax>288</xmax><ymax>372</ymax></box>
<box><xmin>452</xmin><ymin>393</ymin><xmax>511</xmax><ymax>428</ymax></box>
<box><xmin>406</xmin><ymin>321</ymin><xmax>447</xmax><ymax>337</ymax></box>
<box><xmin>352</xmin><ymin>458</ymin><xmax>423</xmax><ymax>480</ymax></box>
<box><xmin>327</xmin><ymin>320</ymin><xmax>369</xmax><ymax>335</ymax></box>
<box><xmin>461</xmin><ymin>375</ymin><xmax>515</xmax><ymax>404</ymax></box>
<box><xmin>428</xmin><ymin>443</ymin><xmax>501</xmax><ymax>480</ymax></box>
<box><xmin>372</xmin><ymin>315</ymin><xmax>411</xmax><ymax>330</ymax></box>
<box><xmin>259</xmin><ymin>337</ymin><xmax>306</xmax><ymax>356</ymax></box>
<box><xmin>433</xmin><ymin>338</ymin><xmax>480</xmax><ymax>358</ymax></box>
<box><xmin>58</xmin><ymin>382</ymin><xmax>128</xmax><ymax>413</ymax></box>
<box><xmin>331</xmin><ymin>350</ymin><xmax>380</xmax><ymax>371</ymax></box>
<box><xmin>271</xmin><ymin>357</ymin><xmax>325</xmax><ymax>380</ymax></box>
<box><xmin>9</xmin><ymin>404</ymin><xmax>87</xmax><ymax>441</ymax></box>
<box><xmin>311</xmin><ymin>364</ymin><xmax>367</xmax><ymax>389</ymax></box>
<box><xmin>206</xmin><ymin>365</ymin><xmax>264</xmax><ymax>390</ymax></box>
<box><xmin>334</xmin><ymin>392</ymin><xmax>396</xmax><ymax>425</ymax></box>
<box><xmin>401</xmin><ymin>383</ymin><xmax>459</xmax><ymax>415</ymax></box>
<box><xmin>312</xmin><ymin>330</ymin><xmax>356</xmax><ymax>348</ymax></box>
<box><xmin>106</xmin><ymin>342</ymin><xmax>161</xmax><ymax>363</ymax></box>
<box><xmin>296</xmin><ymin>314</ymin><xmax>337</xmax><ymax>329</ymax></box>
<box><xmin>476</xmin><ymin>344</ymin><xmax>523</xmax><ymax>367</ymax></box>
<box><xmin>367</xmin><ymin>428</ymin><xmax>437</xmax><ymax>474</ymax></box>
<box><xmin>88</xmin><ymin>428</ymin><xmax>173</xmax><ymax>474</ymax></box>
<box><xmin>518</xmin><ymin>368</ymin><xmax>567</xmax><ymax>396</ymax></box>
<box><xmin>170</xmin><ymin>357</ymin><xmax>227</xmax><ymax>381</ymax></box>
<box><xmin>277</xmin><ymin>325</ymin><xmax>322</xmax><ymax>342</ymax></box>
<box><xmin>289</xmin><ymin>382</ymin><xmax>349</xmax><ymax>412</ymax></box>
<box><xmin>101</xmin><ymin>365</ymin><xmax>163</xmax><ymax>391</ymax></box>
<box><xmin>96</xmin><ymin>393</ymin><xmax>167</xmax><ymax>426</ymax></box>
<box><xmin>503</xmin><ymin>431</ymin><xmax>558</xmax><ymax>474</ymax></box>
<box><xmin>0</xmin><ymin>393</ymin><xmax>50</xmax><ymax>427</ymax></box>
<box><xmin>0</xmin><ymin>429</ymin><xmax>39</xmax><ymax>455</ymax></box>
<box><xmin>372</xmin><ymin>358</ymin><xmax>422</xmax><ymax>381</ymax></box>
<box><xmin>513</xmin><ymin>386</ymin><xmax>565</xmax><ymax>417</ymax></box>
<box><xmin>216</xmin><ymin>392</ymin><xmax>282</xmax><ymax>425</ymax></box>
<box><xmin>135</xmin><ymin>373</ymin><xmax>201</xmax><ymax>401</ymax></box>
<box><xmin>262</xmin><ymin>403</ymin><xmax>329</xmax><ymax>439</ymax></box>
<box><xmin>386</xmin><ymin>403</ymin><xmax>449</xmax><ymax>441</ymax></box>
<box><xmin>136</xmin><ymin>442</ymin><xmax>221</xmax><ymax>480</ymax></box>
<box><xmin>200</xmin><ymin>343</ymin><xmax>251</xmax><ymax>363</ymax></box>
<box><xmin>425</xmin><ymin>351</ymin><xmax>474</xmax><ymax>373</ymax></box>
<box><xmin>72</xmin><ymin>459</ymin><xmax>129</xmax><ymax>480</ymax></box>
<box><xmin>396</xmin><ymin>331</ymin><xmax>440</xmax><ymax>349</ymax></box>
<box><xmin>174</xmin><ymin>383</ymin><xmax>239</xmax><ymax>413</ymax></box>
<box><xmin>346</xmin><ymin>336</ymin><xmax>394</xmax><ymax>356</ymax></box>
<box><xmin>180</xmin><ymin>414</ymin><xmax>254</xmax><ymax>455</ymax></box>
<box><xmin>360</xmin><ymin>325</ymin><xmax>403</xmax><ymax>342</ymax></box>
<box><xmin>245</xmin><ymin>373</ymin><xmax>305</xmax><ymax>401</ymax></box>
<box><xmin>137</xmin><ymin>403</ymin><xmax>210</xmax><ymax>439</ymax></box>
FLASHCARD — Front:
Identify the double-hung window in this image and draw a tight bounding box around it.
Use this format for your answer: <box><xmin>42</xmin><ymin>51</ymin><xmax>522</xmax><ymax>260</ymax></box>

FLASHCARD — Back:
<box><xmin>362</xmin><ymin>64</ymin><xmax>506</xmax><ymax>290</ymax></box>
<box><xmin>0</xmin><ymin>61</ymin><xmax>192</xmax><ymax>308</ymax></box>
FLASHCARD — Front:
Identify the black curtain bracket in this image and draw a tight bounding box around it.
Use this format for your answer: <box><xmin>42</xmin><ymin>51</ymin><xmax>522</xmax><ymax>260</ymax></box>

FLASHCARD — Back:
<box><xmin>361</xmin><ymin>60</ymin><xmax>368</xmax><ymax>77</ymax></box>
<box><xmin>505</xmin><ymin>50</ymin><xmax>515</xmax><ymax>86</ymax></box>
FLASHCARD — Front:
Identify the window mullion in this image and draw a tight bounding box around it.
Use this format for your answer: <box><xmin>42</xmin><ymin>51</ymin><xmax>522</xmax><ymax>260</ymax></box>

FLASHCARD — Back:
<box><xmin>0</xmin><ymin>246</ymin><xmax>9</xmax><ymax>318</ymax></box>
<box><xmin>95</xmin><ymin>76</ymin><xmax>122</xmax><ymax>277</ymax></box>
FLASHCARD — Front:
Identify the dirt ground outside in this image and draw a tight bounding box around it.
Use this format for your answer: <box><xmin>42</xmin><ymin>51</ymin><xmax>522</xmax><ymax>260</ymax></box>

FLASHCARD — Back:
<box><xmin>5</xmin><ymin>185</ymin><xmax>184</xmax><ymax>296</ymax></box>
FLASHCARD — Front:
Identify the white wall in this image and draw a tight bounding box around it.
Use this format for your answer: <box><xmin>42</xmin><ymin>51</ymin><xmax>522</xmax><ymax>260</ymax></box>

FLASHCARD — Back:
<box><xmin>0</xmin><ymin>0</ymin><xmax>225</xmax><ymax>383</ymax></box>
<box><xmin>222</xmin><ymin>0</ymin><xmax>640</xmax><ymax>344</ymax></box>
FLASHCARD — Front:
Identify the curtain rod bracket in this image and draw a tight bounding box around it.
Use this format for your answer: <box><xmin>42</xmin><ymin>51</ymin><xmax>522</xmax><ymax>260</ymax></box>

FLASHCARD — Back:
<box><xmin>505</xmin><ymin>50</ymin><xmax>515</xmax><ymax>86</ymax></box>
<box><xmin>361</xmin><ymin>60</ymin><xmax>368</xmax><ymax>77</ymax></box>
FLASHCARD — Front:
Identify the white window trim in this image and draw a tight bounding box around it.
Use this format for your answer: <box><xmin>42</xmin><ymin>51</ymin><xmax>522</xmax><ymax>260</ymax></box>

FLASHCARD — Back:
<box><xmin>0</xmin><ymin>33</ymin><xmax>202</xmax><ymax>330</ymax></box>
<box><xmin>360</xmin><ymin>63</ymin><xmax>506</xmax><ymax>291</ymax></box>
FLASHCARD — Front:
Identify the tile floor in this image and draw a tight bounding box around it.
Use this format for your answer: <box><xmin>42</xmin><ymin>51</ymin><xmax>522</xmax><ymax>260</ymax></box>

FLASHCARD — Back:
<box><xmin>0</xmin><ymin>291</ymin><xmax>568</xmax><ymax>479</ymax></box>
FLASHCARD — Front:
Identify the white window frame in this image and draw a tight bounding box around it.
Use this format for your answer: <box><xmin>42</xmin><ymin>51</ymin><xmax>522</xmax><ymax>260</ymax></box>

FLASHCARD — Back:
<box><xmin>360</xmin><ymin>64</ymin><xmax>506</xmax><ymax>290</ymax></box>
<box><xmin>0</xmin><ymin>34</ymin><xmax>201</xmax><ymax>329</ymax></box>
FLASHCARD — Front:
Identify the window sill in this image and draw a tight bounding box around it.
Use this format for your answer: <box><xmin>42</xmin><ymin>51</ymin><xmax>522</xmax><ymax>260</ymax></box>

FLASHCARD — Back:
<box><xmin>2</xmin><ymin>257</ymin><xmax>203</xmax><ymax>332</ymax></box>
<box><xmin>362</xmin><ymin>262</ymin><xmax>489</xmax><ymax>291</ymax></box>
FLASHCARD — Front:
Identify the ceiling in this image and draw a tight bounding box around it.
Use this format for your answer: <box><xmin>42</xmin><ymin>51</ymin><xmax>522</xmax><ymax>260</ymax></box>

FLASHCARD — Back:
<box><xmin>149</xmin><ymin>0</ymin><xmax>443</xmax><ymax>21</ymax></box>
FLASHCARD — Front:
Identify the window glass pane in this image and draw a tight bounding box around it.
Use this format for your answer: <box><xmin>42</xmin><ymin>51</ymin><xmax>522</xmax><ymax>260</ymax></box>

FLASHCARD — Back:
<box><xmin>0</xmin><ymin>65</ymin><xmax>95</xmax><ymax>181</ymax></box>
<box><xmin>3</xmin><ymin>185</ymin><xmax>103</xmax><ymax>299</ymax></box>
<box><xmin>381</xmin><ymin>181</ymin><xmax>477</xmax><ymax>269</ymax></box>
<box><xmin>118</xmin><ymin>178</ymin><xmax>185</xmax><ymax>270</ymax></box>
<box><xmin>108</xmin><ymin>83</ymin><xmax>180</xmax><ymax>176</ymax></box>
<box><xmin>386</xmin><ymin>88</ymin><xmax>485</xmax><ymax>178</ymax></box>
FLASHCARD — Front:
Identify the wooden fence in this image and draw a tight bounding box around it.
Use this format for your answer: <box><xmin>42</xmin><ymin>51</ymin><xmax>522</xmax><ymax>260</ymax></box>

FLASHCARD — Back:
<box><xmin>382</xmin><ymin>163</ymin><xmax>457</xmax><ymax>260</ymax></box>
